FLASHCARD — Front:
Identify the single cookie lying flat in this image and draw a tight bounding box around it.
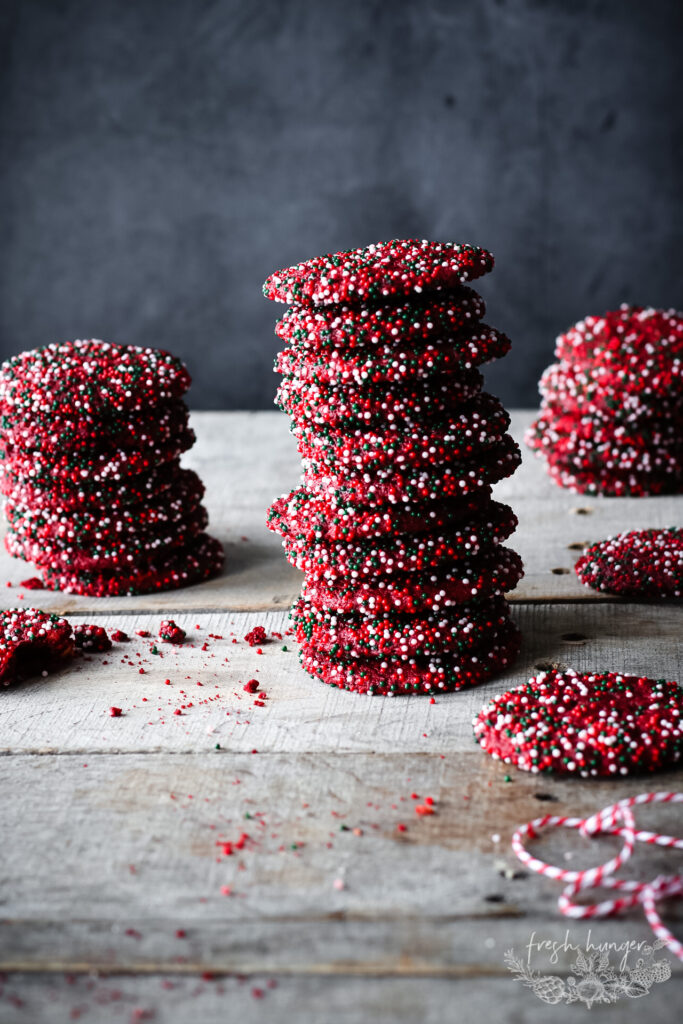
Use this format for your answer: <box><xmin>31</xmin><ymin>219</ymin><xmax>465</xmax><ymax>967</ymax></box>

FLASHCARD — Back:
<box><xmin>473</xmin><ymin>669</ymin><xmax>683</xmax><ymax>776</ymax></box>
<box><xmin>575</xmin><ymin>528</ymin><xmax>683</xmax><ymax>597</ymax></box>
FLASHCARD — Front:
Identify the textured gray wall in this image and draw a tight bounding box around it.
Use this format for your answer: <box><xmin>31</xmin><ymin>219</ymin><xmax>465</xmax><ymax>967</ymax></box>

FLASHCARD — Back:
<box><xmin>1</xmin><ymin>0</ymin><xmax>681</xmax><ymax>409</ymax></box>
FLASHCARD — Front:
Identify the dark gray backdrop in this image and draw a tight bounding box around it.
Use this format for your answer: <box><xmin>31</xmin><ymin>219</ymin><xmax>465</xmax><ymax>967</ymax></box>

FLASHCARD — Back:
<box><xmin>1</xmin><ymin>0</ymin><xmax>681</xmax><ymax>408</ymax></box>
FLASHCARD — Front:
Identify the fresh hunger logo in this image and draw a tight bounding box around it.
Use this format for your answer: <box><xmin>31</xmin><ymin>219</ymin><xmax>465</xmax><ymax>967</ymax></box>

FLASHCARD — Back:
<box><xmin>504</xmin><ymin>930</ymin><xmax>672</xmax><ymax>1007</ymax></box>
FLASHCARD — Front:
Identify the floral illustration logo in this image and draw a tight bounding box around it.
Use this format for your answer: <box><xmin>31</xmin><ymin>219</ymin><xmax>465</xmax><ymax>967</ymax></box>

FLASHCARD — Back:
<box><xmin>505</xmin><ymin>932</ymin><xmax>672</xmax><ymax>1007</ymax></box>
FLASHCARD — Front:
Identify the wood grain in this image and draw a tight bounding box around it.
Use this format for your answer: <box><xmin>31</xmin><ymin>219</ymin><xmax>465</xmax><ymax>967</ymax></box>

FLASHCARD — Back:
<box><xmin>1</xmin><ymin>751</ymin><xmax>680</xmax><ymax>969</ymax></box>
<box><xmin>0</xmin><ymin>603</ymin><xmax>680</xmax><ymax>755</ymax></box>
<box><xmin>2</xmin><ymin>972</ymin><xmax>681</xmax><ymax>1024</ymax></box>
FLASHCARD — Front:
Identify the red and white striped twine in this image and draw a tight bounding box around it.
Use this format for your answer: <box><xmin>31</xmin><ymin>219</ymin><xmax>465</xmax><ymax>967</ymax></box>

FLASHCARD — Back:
<box><xmin>511</xmin><ymin>792</ymin><xmax>683</xmax><ymax>961</ymax></box>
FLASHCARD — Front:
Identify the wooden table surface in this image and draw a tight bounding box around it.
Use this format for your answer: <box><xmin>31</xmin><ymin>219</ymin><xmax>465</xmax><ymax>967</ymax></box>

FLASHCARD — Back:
<box><xmin>0</xmin><ymin>411</ymin><xmax>681</xmax><ymax>1024</ymax></box>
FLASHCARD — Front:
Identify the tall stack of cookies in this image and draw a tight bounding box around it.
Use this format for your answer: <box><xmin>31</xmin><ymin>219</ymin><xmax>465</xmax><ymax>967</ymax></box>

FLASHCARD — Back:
<box><xmin>0</xmin><ymin>339</ymin><xmax>223</xmax><ymax>595</ymax></box>
<box><xmin>526</xmin><ymin>305</ymin><xmax>683</xmax><ymax>495</ymax></box>
<box><xmin>265</xmin><ymin>239</ymin><xmax>523</xmax><ymax>697</ymax></box>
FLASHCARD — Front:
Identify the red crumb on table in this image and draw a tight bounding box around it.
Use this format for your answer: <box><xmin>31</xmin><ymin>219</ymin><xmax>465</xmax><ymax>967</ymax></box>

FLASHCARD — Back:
<box><xmin>74</xmin><ymin>624</ymin><xmax>112</xmax><ymax>653</ymax></box>
<box><xmin>109</xmin><ymin>707</ymin><xmax>123</xmax><ymax>717</ymax></box>
<box><xmin>159</xmin><ymin>620</ymin><xmax>186</xmax><ymax>644</ymax></box>
<box><xmin>243</xmin><ymin>679</ymin><xmax>259</xmax><ymax>693</ymax></box>
<box><xmin>244</xmin><ymin>626</ymin><xmax>267</xmax><ymax>647</ymax></box>
<box><xmin>20</xmin><ymin>577</ymin><xmax>44</xmax><ymax>589</ymax></box>
<box><xmin>111</xmin><ymin>629</ymin><xmax>130</xmax><ymax>642</ymax></box>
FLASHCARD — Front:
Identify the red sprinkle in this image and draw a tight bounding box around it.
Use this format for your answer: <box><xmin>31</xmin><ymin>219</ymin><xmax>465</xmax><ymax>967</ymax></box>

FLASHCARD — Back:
<box><xmin>20</xmin><ymin>577</ymin><xmax>44</xmax><ymax>589</ymax></box>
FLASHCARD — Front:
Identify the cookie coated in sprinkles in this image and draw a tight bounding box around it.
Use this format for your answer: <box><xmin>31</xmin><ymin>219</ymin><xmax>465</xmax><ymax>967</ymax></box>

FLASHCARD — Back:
<box><xmin>301</xmin><ymin>618</ymin><xmax>521</xmax><ymax>696</ymax></box>
<box><xmin>0</xmin><ymin>339</ymin><xmax>191</xmax><ymax>422</ymax></box>
<box><xmin>275</xmin><ymin>286</ymin><xmax>486</xmax><ymax>350</ymax></box>
<box><xmin>264</xmin><ymin>239</ymin><xmax>494</xmax><ymax>306</ymax></box>
<box><xmin>575</xmin><ymin>528</ymin><xmax>683</xmax><ymax>598</ymax></box>
<box><xmin>473</xmin><ymin>669</ymin><xmax>683</xmax><ymax>776</ymax></box>
<box><xmin>0</xmin><ymin>608</ymin><xmax>74</xmax><ymax>686</ymax></box>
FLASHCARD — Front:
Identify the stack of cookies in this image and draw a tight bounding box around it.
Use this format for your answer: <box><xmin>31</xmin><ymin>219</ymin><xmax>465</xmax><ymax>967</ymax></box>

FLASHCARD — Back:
<box><xmin>265</xmin><ymin>239</ymin><xmax>523</xmax><ymax>697</ymax></box>
<box><xmin>526</xmin><ymin>305</ymin><xmax>683</xmax><ymax>495</ymax></box>
<box><xmin>0</xmin><ymin>339</ymin><xmax>223</xmax><ymax>595</ymax></box>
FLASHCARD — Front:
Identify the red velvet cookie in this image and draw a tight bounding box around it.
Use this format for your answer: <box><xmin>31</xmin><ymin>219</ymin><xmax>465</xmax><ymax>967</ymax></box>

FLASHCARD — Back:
<box><xmin>543</xmin><ymin>457</ymin><xmax>681</xmax><ymax>497</ymax></box>
<box><xmin>293</xmin><ymin>595</ymin><xmax>513</xmax><ymax>658</ymax></box>
<box><xmin>276</xmin><ymin>370</ymin><xmax>484</xmax><ymax>428</ymax></box>
<box><xmin>39</xmin><ymin>533</ymin><xmax>224</xmax><ymax>596</ymax></box>
<box><xmin>301</xmin><ymin>433</ymin><xmax>521</xmax><ymax>505</ymax></box>
<box><xmin>300</xmin><ymin>617</ymin><xmax>520</xmax><ymax>696</ymax></box>
<box><xmin>554</xmin><ymin>305</ymin><xmax>683</xmax><ymax>379</ymax></box>
<box><xmin>0</xmin><ymin>458</ymin><xmax>185</xmax><ymax>512</ymax></box>
<box><xmin>473</xmin><ymin>669</ymin><xmax>683</xmax><ymax>776</ymax></box>
<box><xmin>294</xmin><ymin>394</ymin><xmax>510</xmax><ymax>474</ymax></box>
<box><xmin>1</xmin><ymin>400</ymin><xmax>190</xmax><ymax>455</ymax></box>
<box><xmin>0</xmin><ymin>425</ymin><xmax>195</xmax><ymax>489</ymax></box>
<box><xmin>277</xmin><ymin>323</ymin><xmax>511</xmax><ymax>385</ymax></box>
<box><xmin>275</xmin><ymin>287</ymin><xmax>486</xmax><ymax>351</ymax></box>
<box><xmin>0</xmin><ymin>608</ymin><xmax>74</xmax><ymax>687</ymax></box>
<box><xmin>575</xmin><ymin>528</ymin><xmax>683</xmax><ymax>598</ymax></box>
<box><xmin>301</xmin><ymin>547</ymin><xmax>524</xmax><ymax>614</ymax></box>
<box><xmin>4</xmin><ymin>469</ymin><xmax>205</xmax><ymax>548</ymax></box>
<box><xmin>268</xmin><ymin>487</ymin><xmax>494</xmax><ymax>543</ymax></box>
<box><xmin>0</xmin><ymin>339</ymin><xmax>191</xmax><ymax>424</ymax></box>
<box><xmin>539</xmin><ymin>360</ymin><xmax>682</xmax><ymax>413</ymax></box>
<box><xmin>282</xmin><ymin>502</ymin><xmax>517</xmax><ymax>582</ymax></box>
<box><xmin>526</xmin><ymin>407</ymin><xmax>683</xmax><ymax>451</ymax></box>
<box><xmin>5</xmin><ymin>504</ymin><xmax>209</xmax><ymax>571</ymax></box>
<box><xmin>527</xmin><ymin>428</ymin><xmax>681</xmax><ymax>478</ymax></box>
<box><xmin>263</xmin><ymin>239</ymin><xmax>494</xmax><ymax>306</ymax></box>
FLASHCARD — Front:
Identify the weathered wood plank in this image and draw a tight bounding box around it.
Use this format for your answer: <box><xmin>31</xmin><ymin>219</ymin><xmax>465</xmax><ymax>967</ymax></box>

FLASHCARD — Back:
<box><xmin>0</xmin><ymin>752</ymin><xmax>680</xmax><ymax>970</ymax></box>
<box><xmin>2</xmin><ymin>973</ymin><xmax>681</xmax><ymax>1024</ymax></box>
<box><xmin>0</xmin><ymin>603</ymin><xmax>680</xmax><ymax>755</ymax></box>
<box><xmin>0</xmin><ymin>411</ymin><xmax>679</xmax><ymax>613</ymax></box>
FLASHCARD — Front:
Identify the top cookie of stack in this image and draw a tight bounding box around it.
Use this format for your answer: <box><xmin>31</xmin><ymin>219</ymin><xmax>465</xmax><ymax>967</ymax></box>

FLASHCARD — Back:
<box><xmin>0</xmin><ymin>339</ymin><xmax>224</xmax><ymax>595</ymax></box>
<box><xmin>526</xmin><ymin>305</ymin><xmax>683</xmax><ymax>495</ymax></box>
<box><xmin>265</xmin><ymin>239</ymin><xmax>523</xmax><ymax>697</ymax></box>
